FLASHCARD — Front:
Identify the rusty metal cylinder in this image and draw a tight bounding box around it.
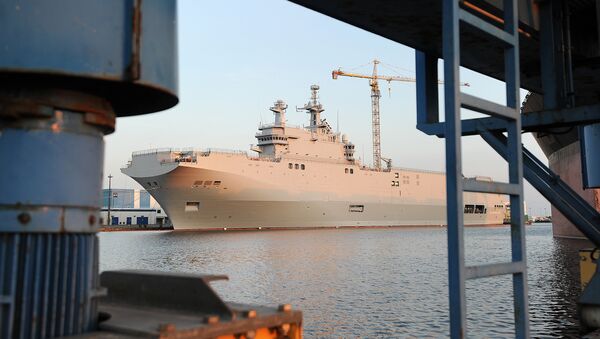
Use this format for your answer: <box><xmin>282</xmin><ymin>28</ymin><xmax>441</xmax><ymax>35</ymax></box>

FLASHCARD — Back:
<box><xmin>0</xmin><ymin>90</ymin><xmax>109</xmax><ymax>337</ymax></box>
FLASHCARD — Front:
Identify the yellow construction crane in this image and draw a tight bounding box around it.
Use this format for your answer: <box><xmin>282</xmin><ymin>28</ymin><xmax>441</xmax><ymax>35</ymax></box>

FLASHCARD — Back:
<box><xmin>332</xmin><ymin>59</ymin><xmax>469</xmax><ymax>170</ymax></box>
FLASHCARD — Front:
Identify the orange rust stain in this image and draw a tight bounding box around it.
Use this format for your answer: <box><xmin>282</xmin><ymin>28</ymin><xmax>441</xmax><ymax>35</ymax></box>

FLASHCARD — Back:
<box><xmin>463</xmin><ymin>1</ymin><xmax>532</xmax><ymax>38</ymax></box>
<box><xmin>215</xmin><ymin>324</ymin><xmax>302</xmax><ymax>339</ymax></box>
<box><xmin>51</xmin><ymin>110</ymin><xmax>64</xmax><ymax>133</ymax></box>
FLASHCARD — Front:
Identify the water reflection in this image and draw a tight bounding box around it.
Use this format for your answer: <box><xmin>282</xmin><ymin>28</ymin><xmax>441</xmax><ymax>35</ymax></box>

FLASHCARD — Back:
<box><xmin>99</xmin><ymin>224</ymin><xmax>589</xmax><ymax>338</ymax></box>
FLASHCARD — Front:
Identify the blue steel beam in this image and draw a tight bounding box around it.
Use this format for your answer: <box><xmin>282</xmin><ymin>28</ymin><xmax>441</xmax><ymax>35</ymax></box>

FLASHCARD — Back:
<box><xmin>465</xmin><ymin>261</ymin><xmax>526</xmax><ymax>280</ymax></box>
<box><xmin>459</xmin><ymin>9</ymin><xmax>516</xmax><ymax>45</ymax></box>
<box><xmin>480</xmin><ymin>130</ymin><xmax>600</xmax><ymax>246</ymax></box>
<box><xmin>416</xmin><ymin>51</ymin><xmax>439</xmax><ymax>125</ymax></box>
<box><xmin>503</xmin><ymin>0</ymin><xmax>530</xmax><ymax>335</ymax></box>
<box><xmin>417</xmin><ymin>103</ymin><xmax>600</xmax><ymax>137</ymax></box>
<box><xmin>461</xmin><ymin>93</ymin><xmax>519</xmax><ymax>119</ymax></box>
<box><xmin>442</xmin><ymin>0</ymin><xmax>467</xmax><ymax>336</ymax></box>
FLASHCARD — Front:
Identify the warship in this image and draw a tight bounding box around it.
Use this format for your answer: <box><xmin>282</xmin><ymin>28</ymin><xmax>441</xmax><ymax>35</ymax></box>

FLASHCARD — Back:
<box><xmin>122</xmin><ymin>85</ymin><xmax>506</xmax><ymax>230</ymax></box>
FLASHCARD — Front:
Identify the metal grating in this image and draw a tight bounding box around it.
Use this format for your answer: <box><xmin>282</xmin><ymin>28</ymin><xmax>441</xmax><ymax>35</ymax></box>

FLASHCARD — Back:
<box><xmin>0</xmin><ymin>233</ymin><xmax>100</xmax><ymax>338</ymax></box>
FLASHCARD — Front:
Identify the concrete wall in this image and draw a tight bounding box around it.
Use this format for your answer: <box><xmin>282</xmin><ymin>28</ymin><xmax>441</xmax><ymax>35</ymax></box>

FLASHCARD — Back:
<box><xmin>548</xmin><ymin>142</ymin><xmax>600</xmax><ymax>238</ymax></box>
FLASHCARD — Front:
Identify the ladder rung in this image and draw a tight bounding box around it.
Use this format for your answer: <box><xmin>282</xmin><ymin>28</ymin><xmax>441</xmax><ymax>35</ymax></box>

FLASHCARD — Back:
<box><xmin>463</xmin><ymin>178</ymin><xmax>520</xmax><ymax>195</ymax></box>
<box><xmin>465</xmin><ymin>261</ymin><xmax>526</xmax><ymax>280</ymax></box>
<box><xmin>461</xmin><ymin>93</ymin><xmax>519</xmax><ymax>120</ymax></box>
<box><xmin>458</xmin><ymin>9</ymin><xmax>515</xmax><ymax>46</ymax></box>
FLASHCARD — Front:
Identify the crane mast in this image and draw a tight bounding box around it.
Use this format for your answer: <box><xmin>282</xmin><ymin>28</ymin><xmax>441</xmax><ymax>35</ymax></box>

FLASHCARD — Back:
<box><xmin>332</xmin><ymin>59</ymin><xmax>469</xmax><ymax>170</ymax></box>
<box><xmin>370</xmin><ymin>60</ymin><xmax>382</xmax><ymax>170</ymax></box>
<box><xmin>333</xmin><ymin>59</ymin><xmax>405</xmax><ymax>171</ymax></box>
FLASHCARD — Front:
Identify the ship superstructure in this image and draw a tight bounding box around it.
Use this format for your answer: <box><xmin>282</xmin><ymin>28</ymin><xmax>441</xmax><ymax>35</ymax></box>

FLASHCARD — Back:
<box><xmin>122</xmin><ymin>85</ymin><xmax>506</xmax><ymax>230</ymax></box>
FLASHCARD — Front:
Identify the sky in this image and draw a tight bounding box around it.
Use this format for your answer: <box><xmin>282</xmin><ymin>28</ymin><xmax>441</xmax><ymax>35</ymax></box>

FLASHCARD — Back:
<box><xmin>103</xmin><ymin>0</ymin><xmax>551</xmax><ymax>216</ymax></box>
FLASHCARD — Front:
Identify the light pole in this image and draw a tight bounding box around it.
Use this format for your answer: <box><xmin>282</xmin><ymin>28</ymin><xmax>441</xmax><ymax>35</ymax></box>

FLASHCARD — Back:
<box><xmin>108</xmin><ymin>174</ymin><xmax>113</xmax><ymax>225</ymax></box>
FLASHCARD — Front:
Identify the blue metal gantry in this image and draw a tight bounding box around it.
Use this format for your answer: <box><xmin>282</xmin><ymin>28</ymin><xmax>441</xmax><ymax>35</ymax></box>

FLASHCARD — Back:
<box><xmin>290</xmin><ymin>0</ymin><xmax>600</xmax><ymax>335</ymax></box>
<box><xmin>415</xmin><ymin>0</ymin><xmax>600</xmax><ymax>337</ymax></box>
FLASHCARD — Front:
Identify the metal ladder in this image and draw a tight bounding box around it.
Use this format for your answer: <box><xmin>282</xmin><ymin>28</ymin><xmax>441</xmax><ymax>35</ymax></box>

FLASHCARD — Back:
<box><xmin>442</xmin><ymin>0</ymin><xmax>529</xmax><ymax>337</ymax></box>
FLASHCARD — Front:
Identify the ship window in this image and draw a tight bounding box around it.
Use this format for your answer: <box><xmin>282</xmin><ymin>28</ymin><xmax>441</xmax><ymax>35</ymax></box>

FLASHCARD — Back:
<box><xmin>153</xmin><ymin>181</ymin><xmax>158</xmax><ymax>186</ymax></box>
<box><xmin>185</xmin><ymin>202</ymin><xmax>200</xmax><ymax>212</ymax></box>
<box><xmin>349</xmin><ymin>205</ymin><xmax>364</xmax><ymax>212</ymax></box>
<box><xmin>288</xmin><ymin>163</ymin><xmax>293</xmax><ymax>169</ymax></box>
<box><xmin>301</xmin><ymin>164</ymin><xmax>305</xmax><ymax>170</ymax></box>
<box><xmin>345</xmin><ymin>168</ymin><xmax>349</xmax><ymax>174</ymax></box>
<box><xmin>193</xmin><ymin>180</ymin><xmax>203</xmax><ymax>186</ymax></box>
<box><xmin>350</xmin><ymin>169</ymin><xmax>354</xmax><ymax>174</ymax></box>
<box><xmin>295</xmin><ymin>164</ymin><xmax>299</xmax><ymax>169</ymax></box>
<box><xmin>475</xmin><ymin>205</ymin><xmax>485</xmax><ymax>214</ymax></box>
<box><xmin>464</xmin><ymin>205</ymin><xmax>475</xmax><ymax>214</ymax></box>
<box><xmin>204</xmin><ymin>180</ymin><xmax>213</xmax><ymax>185</ymax></box>
<box><xmin>214</xmin><ymin>181</ymin><xmax>221</xmax><ymax>185</ymax></box>
<box><xmin>147</xmin><ymin>182</ymin><xmax>152</xmax><ymax>186</ymax></box>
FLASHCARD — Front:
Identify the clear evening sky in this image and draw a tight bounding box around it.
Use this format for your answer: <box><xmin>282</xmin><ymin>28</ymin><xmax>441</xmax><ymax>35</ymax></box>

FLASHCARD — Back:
<box><xmin>103</xmin><ymin>0</ymin><xmax>551</xmax><ymax>216</ymax></box>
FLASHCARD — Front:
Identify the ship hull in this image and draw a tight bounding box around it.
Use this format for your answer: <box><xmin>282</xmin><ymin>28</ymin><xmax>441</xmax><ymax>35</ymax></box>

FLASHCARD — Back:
<box><xmin>123</xmin><ymin>151</ymin><xmax>506</xmax><ymax>230</ymax></box>
<box><xmin>149</xmin><ymin>200</ymin><xmax>501</xmax><ymax>230</ymax></box>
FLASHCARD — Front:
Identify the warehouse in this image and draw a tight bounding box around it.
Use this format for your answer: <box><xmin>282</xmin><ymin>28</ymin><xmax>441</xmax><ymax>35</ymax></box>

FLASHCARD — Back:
<box><xmin>100</xmin><ymin>189</ymin><xmax>169</xmax><ymax>227</ymax></box>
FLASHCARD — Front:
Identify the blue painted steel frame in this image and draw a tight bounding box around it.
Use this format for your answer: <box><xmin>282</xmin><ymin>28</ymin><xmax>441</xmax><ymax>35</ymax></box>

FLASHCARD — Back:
<box><xmin>442</xmin><ymin>0</ymin><xmax>466</xmax><ymax>337</ymax></box>
<box><xmin>417</xmin><ymin>103</ymin><xmax>600</xmax><ymax>137</ymax></box>
<box><xmin>434</xmin><ymin>0</ymin><xmax>530</xmax><ymax>337</ymax></box>
<box><xmin>481</xmin><ymin>130</ymin><xmax>600</xmax><ymax>246</ymax></box>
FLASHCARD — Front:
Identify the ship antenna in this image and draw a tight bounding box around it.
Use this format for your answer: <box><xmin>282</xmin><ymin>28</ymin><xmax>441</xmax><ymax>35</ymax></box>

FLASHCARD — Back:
<box><xmin>297</xmin><ymin>85</ymin><xmax>324</xmax><ymax>130</ymax></box>
<box><xmin>336</xmin><ymin>110</ymin><xmax>340</xmax><ymax>134</ymax></box>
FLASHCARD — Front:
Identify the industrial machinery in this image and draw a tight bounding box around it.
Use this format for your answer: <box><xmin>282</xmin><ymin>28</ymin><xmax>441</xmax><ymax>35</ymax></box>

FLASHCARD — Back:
<box><xmin>0</xmin><ymin>1</ymin><xmax>301</xmax><ymax>338</ymax></box>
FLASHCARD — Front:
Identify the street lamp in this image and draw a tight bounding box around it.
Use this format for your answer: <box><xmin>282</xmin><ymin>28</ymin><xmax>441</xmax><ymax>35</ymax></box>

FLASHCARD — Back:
<box><xmin>108</xmin><ymin>174</ymin><xmax>113</xmax><ymax>225</ymax></box>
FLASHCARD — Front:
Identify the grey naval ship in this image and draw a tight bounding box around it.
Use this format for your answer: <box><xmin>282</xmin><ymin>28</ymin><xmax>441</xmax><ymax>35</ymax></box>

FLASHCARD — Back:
<box><xmin>122</xmin><ymin>85</ymin><xmax>506</xmax><ymax>230</ymax></box>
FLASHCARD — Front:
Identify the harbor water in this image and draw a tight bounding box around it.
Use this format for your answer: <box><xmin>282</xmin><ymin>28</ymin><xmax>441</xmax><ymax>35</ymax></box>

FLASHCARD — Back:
<box><xmin>99</xmin><ymin>223</ymin><xmax>588</xmax><ymax>338</ymax></box>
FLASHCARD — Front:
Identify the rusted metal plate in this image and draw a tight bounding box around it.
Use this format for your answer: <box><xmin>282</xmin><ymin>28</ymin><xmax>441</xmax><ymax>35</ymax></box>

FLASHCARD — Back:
<box><xmin>97</xmin><ymin>270</ymin><xmax>303</xmax><ymax>339</ymax></box>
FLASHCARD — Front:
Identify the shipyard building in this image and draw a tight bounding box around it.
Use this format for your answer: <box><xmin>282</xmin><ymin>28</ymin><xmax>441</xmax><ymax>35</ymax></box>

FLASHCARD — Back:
<box><xmin>101</xmin><ymin>189</ymin><xmax>168</xmax><ymax>227</ymax></box>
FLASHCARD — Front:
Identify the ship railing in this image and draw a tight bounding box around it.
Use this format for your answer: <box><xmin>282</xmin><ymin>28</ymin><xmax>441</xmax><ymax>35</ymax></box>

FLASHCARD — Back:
<box><xmin>247</xmin><ymin>156</ymin><xmax>281</xmax><ymax>163</ymax></box>
<box><xmin>356</xmin><ymin>165</ymin><xmax>445</xmax><ymax>175</ymax></box>
<box><xmin>132</xmin><ymin>148</ymin><xmax>174</xmax><ymax>156</ymax></box>
<box><xmin>131</xmin><ymin>147</ymin><xmax>286</xmax><ymax>164</ymax></box>
<box><xmin>281</xmin><ymin>155</ymin><xmax>355</xmax><ymax>165</ymax></box>
<box><xmin>197</xmin><ymin>148</ymin><xmax>248</xmax><ymax>156</ymax></box>
<box><xmin>132</xmin><ymin>147</ymin><xmax>195</xmax><ymax>157</ymax></box>
<box><xmin>258</xmin><ymin>123</ymin><xmax>303</xmax><ymax>130</ymax></box>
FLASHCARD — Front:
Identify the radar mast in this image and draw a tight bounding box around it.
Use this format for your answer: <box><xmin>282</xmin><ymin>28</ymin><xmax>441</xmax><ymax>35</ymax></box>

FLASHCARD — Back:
<box><xmin>298</xmin><ymin>85</ymin><xmax>324</xmax><ymax>129</ymax></box>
